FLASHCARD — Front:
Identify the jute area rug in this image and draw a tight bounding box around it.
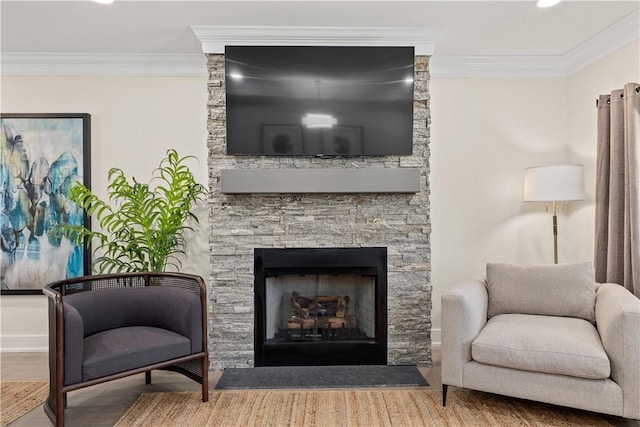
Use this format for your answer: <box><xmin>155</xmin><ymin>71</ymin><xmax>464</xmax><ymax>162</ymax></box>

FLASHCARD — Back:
<box><xmin>0</xmin><ymin>381</ymin><xmax>48</xmax><ymax>427</ymax></box>
<box><xmin>114</xmin><ymin>388</ymin><xmax>612</xmax><ymax>427</ymax></box>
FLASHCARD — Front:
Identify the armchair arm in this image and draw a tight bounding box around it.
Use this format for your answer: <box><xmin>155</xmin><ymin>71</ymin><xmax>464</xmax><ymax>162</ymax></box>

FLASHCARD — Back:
<box><xmin>62</xmin><ymin>303</ymin><xmax>84</xmax><ymax>386</ymax></box>
<box><xmin>43</xmin><ymin>286</ymin><xmax>85</xmax><ymax>387</ymax></box>
<box><xmin>441</xmin><ymin>277</ymin><xmax>489</xmax><ymax>387</ymax></box>
<box><xmin>596</xmin><ymin>283</ymin><xmax>640</xmax><ymax>420</ymax></box>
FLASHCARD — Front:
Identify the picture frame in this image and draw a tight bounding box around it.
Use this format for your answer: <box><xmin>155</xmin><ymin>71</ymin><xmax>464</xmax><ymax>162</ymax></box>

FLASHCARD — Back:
<box><xmin>322</xmin><ymin>126</ymin><xmax>363</xmax><ymax>155</ymax></box>
<box><xmin>262</xmin><ymin>125</ymin><xmax>304</xmax><ymax>155</ymax></box>
<box><xmin>0</xmin><ymin>113</ymin><xmax>91</xmax><ymax>295</ymax></box>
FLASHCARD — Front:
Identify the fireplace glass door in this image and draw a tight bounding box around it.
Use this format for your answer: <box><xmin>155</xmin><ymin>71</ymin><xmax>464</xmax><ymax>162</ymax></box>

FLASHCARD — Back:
<box><xmin>265</xmin><ymin>274</ymin><xmax>376</xmax><ymax>344</ymax></box>
<box><xmin>255</xmin><ymin>247</ymin><xmax>387</xmax><ymax>366</ymax></box>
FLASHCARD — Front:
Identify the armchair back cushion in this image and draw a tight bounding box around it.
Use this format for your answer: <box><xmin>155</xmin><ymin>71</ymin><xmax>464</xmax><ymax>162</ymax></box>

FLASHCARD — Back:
<box><xmin>486</xmin><ymin>262</ymin><xmax>596</xmax><ymax>322</ymax></box>
<box><xmin>64</xmin><ymin>286</ymin><xmax>202</xmax><ymax>352</ymax></box>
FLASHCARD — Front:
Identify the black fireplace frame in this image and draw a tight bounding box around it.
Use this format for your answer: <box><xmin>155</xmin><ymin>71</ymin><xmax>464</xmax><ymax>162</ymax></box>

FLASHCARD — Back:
<box><xmin>254</xmin><ymin>247</ymin><xmax>388</xmax><ymax>366</ymax></box>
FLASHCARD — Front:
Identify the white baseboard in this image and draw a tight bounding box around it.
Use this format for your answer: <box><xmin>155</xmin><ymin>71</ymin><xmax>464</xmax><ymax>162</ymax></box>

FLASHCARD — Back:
<box><xmin>431</xmin><ymin>328</ymin><xmax>441</xmax><ymax>346</ymax></box>
<box><xmin>1</xmin><ymin>335</ymin><xmax>48</xmax><ymax>352</ymax></box>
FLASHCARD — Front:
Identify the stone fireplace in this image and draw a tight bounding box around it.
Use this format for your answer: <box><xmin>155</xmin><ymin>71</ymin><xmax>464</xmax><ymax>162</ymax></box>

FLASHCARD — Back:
<box><xmin>206</xmin><ymin>52</ymin><xmax>432</xmax><ymax>370</ymax></box>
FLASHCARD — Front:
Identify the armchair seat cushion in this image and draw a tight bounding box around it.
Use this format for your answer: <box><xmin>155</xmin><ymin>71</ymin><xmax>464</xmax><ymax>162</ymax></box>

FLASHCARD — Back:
<box><xmin>472</xmin><ymin>314</ymin><xmax>610</xmax><ymax>380</ymax></box>
<box><xmin>82</xmin><ymin>326</ymin><xmax>191</xmax><ymax>382</ymax></box>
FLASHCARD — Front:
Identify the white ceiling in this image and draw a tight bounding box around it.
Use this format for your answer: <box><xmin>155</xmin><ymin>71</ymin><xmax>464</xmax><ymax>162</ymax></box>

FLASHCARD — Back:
<box><xmin>1</xmin><ymin>0</ymin><xmax>638</xmax><ymax>77</ymax></box>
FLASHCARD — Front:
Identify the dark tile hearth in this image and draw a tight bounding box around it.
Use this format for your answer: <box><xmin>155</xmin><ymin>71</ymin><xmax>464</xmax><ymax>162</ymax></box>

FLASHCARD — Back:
<box><xmin>215</xmin><ymin>365</ymin><xmax>428</xmax><ymax>390</ymax></box>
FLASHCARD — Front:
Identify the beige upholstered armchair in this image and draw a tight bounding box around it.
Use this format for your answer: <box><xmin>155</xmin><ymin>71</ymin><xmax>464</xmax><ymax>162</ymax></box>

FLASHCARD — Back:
<box><xmin>441</xmin><ymin>262</ymin><xmax>640</xmax><ymax>420</ymax></box>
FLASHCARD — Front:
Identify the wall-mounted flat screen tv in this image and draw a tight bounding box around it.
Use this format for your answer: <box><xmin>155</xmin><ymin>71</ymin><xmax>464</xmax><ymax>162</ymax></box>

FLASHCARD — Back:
<box><xmin>225</xmin><ymin>46</ymin><xmax>414</xmax><ymax>156</ymax></box>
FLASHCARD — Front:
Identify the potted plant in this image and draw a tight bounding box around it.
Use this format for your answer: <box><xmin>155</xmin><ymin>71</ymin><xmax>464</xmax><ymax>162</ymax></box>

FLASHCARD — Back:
<box><xmin>64</xmin><ymin>149</ymin><xmax>207</xmax><ymax>273</ymax></box>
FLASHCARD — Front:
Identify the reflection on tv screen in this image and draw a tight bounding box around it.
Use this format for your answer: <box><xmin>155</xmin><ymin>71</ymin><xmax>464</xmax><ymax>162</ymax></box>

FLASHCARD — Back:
<box><xmin>225</xmin><ymin>46</ymin><xmax>414</xmax><ymax>156</ymax></box>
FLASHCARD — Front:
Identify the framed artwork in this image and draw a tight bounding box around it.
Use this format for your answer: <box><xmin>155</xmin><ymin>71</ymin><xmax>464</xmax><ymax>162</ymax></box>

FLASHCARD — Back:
<box><xmin>0</xmin><ymin>114</ymin><xmax>91</xmax><ymax>294</ymax></box>
<box><xmin>322</xmin><ymin>126</ymin><xmax>363</xmax><ymax>155</ymax></box>
<box><xmin>262</xmin><ymin>125</ymin><xmax>303</xmax><ymax>155</ymax></box>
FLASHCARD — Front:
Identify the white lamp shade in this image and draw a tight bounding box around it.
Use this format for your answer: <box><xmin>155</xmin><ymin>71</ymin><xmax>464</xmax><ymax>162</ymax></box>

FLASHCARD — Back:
<box><xmin>524</xmin><ymin>164</ymin><xmax>585</xmax><ymax>202</ymax></box>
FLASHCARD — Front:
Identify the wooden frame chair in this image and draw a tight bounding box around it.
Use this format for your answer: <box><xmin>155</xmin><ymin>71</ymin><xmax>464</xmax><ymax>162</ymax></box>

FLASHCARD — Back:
<box><xmin>42</xmin><ymin>272</ymin><xmax>209</xmax><ymax>427</ymax></box>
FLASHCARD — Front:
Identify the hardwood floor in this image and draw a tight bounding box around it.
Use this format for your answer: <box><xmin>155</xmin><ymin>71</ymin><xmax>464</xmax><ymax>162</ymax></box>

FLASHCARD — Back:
<box><xmin>1</xmin><ymin>346</ymin><xmax>637</xmax><ymax>426</ymax></box>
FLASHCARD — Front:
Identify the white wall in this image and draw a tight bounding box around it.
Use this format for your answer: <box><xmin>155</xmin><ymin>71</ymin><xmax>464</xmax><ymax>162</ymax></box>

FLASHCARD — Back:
<box><xmin>0</xmin><ymin>76</ymin><xmax>209</xmax><ymax>351</ymax></box>
<box><xmin>429</xmin><ymin>41</ymin><xmax>640</xmax><ymax>343</ymax></box>
<box><xmin>429</xmin><ymin>77</ymin><xmax>570</xmax><ymax>342</ymax></box>
<box><xmin>1</xmin><ymin>41</ymin><xmax>638</xmax><ymax>351</ymax></box>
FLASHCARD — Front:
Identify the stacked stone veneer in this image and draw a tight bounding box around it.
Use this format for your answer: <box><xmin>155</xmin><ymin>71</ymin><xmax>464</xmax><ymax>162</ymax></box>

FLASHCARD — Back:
<box><xmin>207</xmin><ymin>53</ymin><xmax>432</xmax><ymax>369</ymax></box>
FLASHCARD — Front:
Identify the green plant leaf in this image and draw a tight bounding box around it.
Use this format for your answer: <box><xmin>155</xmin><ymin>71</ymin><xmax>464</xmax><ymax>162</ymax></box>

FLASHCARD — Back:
<box><xmin>58</xmin><ymin>149</ymin><xmax>207</xmax><ymax>273</ymax></box>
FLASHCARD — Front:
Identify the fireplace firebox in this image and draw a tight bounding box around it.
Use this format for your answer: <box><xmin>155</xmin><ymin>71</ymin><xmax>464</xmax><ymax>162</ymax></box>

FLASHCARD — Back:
<box><xmin>254</xmin><ymin>247</ymin><xmax>387</xmax><ymax>366</ymax></box>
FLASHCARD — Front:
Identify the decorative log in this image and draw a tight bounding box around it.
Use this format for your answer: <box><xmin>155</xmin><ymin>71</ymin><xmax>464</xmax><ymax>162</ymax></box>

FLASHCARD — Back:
<box><xmin>315</xmin><ymin>295</ymin><xmax>350</xmax><ymax>317</ymax></box>
<box><xmin>316</xmin><ymin>296</ymin><xmax>340</xmax><ymax>302</ymax></box>
<box><xmin>325</xmin><ymin>317</ymin><xmax>345</xmax><ymax>328</ymax></box>
<box><xmin>291</xmin><ymin>304</ymin><xmax>309</xmax><ymax>319</ymax></box>
<box><xmin>288</xmin><ymin>292</ymin><xmax>355</xmax><ymax>331</ymax></box>
<box><xmin>287</xmin><ymin>317</ymin><xmax>315</xmax><ymax>329</ymax></box>
<box><xmin>336</xmin><ymin>296</ymin><xmax>349</xmax><ymax>318</ymax></box>
<box><xmin>292</xmin><ymin>291</ymin><xmax>316</xmax><ymax>308</ymax></box>
<box><xmin>290</xmin><ymin>292</ymin><xmax>318</xmax><ymax>319</ymax></box>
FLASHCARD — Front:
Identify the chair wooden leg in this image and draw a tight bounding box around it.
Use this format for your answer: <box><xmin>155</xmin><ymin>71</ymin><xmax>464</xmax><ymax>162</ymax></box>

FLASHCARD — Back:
<box><xmin>442</xmin><ymin>384</ymin><xmax>448</xmax><ymax>406</ymax></box>
<box><xmin>44</xmin><ymin>394</ymin><xmax>63</xmax><ymax>427</ymax></box>
<box><xmin>56</xmin><ymin>391</ymin><xmax>65</xmax><ymax>427</ymax></box>
<box><xmin>201</xmin><ymin>357</ymin><xmax>209</xmax><ymax>402</ymax></box>
<box><xmin>145</xmin><ymin>371</ymin><xmax>152</xmax><ymax>385</ymax></box>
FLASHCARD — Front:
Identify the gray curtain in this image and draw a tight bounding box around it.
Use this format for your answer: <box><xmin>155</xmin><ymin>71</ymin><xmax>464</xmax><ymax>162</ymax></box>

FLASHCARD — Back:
<box><xmin>595</xmin><ymin>82</ymin><xmax>640</xmax><ymax>297</ymax></box>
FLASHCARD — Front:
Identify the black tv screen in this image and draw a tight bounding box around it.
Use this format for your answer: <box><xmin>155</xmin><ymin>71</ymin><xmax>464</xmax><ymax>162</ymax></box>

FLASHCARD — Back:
<box><xmin>225</xmin><ymin>46</ymin><xmax>414</xmax><ymax>156</ymax></box>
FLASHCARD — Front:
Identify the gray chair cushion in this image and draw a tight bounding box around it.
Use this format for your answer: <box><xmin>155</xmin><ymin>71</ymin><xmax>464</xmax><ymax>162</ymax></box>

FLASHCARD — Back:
<box><xmin>82</xmin><ymin>326</ymin><xmax>191</xmax><ymax>381</ymax></box>
<box><xmin>65</xmin><ymin>286</ymin><xmax>202</xmax><ymax>353</ymax></box>
<box><xmin>472</xmin><ymin>314</ymin><xmax>610</xmax><ymax>380</ymax></box>
<box><xmin>63</xmin><ymin>303</ymin><xmax>85</xmax><ymax>386</ymax></box>
<box><xmin>486</xmin><ymin>262</ymin><xmax>596</xmax><ymax>321</ymax></box>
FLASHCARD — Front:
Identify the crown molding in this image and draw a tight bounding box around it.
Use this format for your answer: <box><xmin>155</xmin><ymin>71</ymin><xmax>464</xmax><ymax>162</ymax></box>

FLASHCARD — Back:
<box><xmin>0</xmin><ymin>53</ymin><xmax>208</xmax><ymax>77</ymax></box>
<box><xmin>430</xmin><ymin>9</ymin><xmax>639</xmax><ymax>79</ymax></box>
<box><xmin>189</xmin><ymin>25</ymin><xmax>444</xmax><ymax>55</ymax></box>
<box><xmin>429</xmin><ymin>55</ymin><xmax>568</xmax><ymax>79</ymax></box>
<box><xmin>563</xmin><ymin>10</ymin><xmax>639</xmax><ymax>76</ymax></box>
<box><xmin>2</xmin><ymin>14</ymin><xmax>637</xmax><ymax>78</ymax></box>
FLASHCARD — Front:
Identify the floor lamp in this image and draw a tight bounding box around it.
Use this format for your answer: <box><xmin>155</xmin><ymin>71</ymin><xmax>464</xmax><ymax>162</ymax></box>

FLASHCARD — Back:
<box><xmin>524</xmin><ymin>165</ymin><xmax>585</xmax><ymax>264</ymax></box>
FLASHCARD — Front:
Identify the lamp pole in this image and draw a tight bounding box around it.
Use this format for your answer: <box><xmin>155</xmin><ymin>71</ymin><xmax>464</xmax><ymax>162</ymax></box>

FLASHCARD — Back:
<box><xmin>524</xmin><ymin>164</ymin><xmax>585</xmax><ymax>266</ymax></box>
<box><xmin>551</xmin><ymin>201</ymin><xmax>558</xmax><ymax>264</ymax></box>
